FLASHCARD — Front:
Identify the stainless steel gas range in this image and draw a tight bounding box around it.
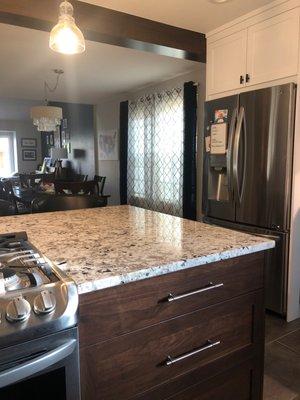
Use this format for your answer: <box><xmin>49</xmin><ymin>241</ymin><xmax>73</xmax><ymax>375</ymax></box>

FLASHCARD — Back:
<box><xmin>0</xmin><ymin>231</ymin><xmax>80</xmax><ymax>400</ymax></box>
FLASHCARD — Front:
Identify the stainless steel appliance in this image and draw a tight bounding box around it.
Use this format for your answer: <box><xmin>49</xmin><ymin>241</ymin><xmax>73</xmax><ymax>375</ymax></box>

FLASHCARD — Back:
<box><xmin>0</xmin><ymin>231</ymin><xmax>80</xmax><ymax>399</ymax></box>
<box><xmin>203</xmin><ymin>83</ymin><xmax>296</xmax><ymax>316</ymax></box>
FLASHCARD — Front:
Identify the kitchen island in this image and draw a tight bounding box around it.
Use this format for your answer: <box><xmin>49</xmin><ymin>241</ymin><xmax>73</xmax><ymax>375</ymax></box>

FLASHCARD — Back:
<box><xmin>0</xmin><ymin>205</ymin><xmax>275</xmax><ymax>399</ymax></box>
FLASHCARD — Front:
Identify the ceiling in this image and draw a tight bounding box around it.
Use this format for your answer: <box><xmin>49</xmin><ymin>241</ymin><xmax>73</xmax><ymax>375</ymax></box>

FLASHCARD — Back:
<box><xmin>81</xmin><ymin>0</ymin><xmax>274</xmax><ymax>33</ymax></box>
<box><xmin>0</xmin><ymin>23</ymin><xmax>198</xmax><ymax>105</ymax></box>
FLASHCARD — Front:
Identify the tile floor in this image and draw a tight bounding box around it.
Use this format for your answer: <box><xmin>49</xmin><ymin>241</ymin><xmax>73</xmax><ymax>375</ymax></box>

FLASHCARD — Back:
<box><xmin>264</xmin><ymin>313</ymin><xmax>300</xmax><ymax>400</ymax></box>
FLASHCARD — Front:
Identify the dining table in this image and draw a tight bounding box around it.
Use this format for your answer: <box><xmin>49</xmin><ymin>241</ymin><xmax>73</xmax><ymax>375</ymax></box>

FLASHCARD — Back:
<box><xmin>13</xmin><ymin>186</ymin><xmax>54</xmax><ymax>205</ymax></box>
<box><xmin>13</xmin><ymin>186</ymin><xmax>111</xmax><ymax>208</ymax></box>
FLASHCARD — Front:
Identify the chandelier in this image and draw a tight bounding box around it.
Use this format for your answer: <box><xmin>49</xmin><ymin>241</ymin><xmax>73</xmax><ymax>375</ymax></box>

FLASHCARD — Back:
<box><xmin>31</xmin><ymin>70</ymin><xmax>64</xmax><ymax>132</ymax></box>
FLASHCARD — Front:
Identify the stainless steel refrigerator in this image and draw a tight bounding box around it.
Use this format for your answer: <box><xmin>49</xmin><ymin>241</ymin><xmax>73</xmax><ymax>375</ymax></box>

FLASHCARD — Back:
<box><xmin>202</xmin><ymin>83</ymin><xmax>296</xmax><ymax>316</ymax></box>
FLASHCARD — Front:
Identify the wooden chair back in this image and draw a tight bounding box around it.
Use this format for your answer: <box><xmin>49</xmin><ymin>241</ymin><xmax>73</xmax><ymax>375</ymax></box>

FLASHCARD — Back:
<box><xmin>94</xmin><ymin>175</ymin><xmax>106</xmax><ymax>196</ymax></box>
<box><xmin>72</xmin><ymin>174</ymin><xmax>88</xmax><ymax>182</ymax></box>
<box><xmin>54</xmin><ymin>180</ymin><xmax>98</xmax><ymax>195</ymax></box>
<box><xmin>0</xmin><ymin>180</ymin><xmax>17</xmax><ymax>211</ymax></box>
<box><xmin>32</xmin><ymin>195</ymin><xmax>106</xmax><ymax>213</ymax></box>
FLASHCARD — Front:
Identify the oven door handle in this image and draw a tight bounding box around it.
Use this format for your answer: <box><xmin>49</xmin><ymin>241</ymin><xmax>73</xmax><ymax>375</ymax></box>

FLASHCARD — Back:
<box><xmin>0</xmin><ymin>339</ymin><xmax>77</xmax><ymax>389</ymax></box>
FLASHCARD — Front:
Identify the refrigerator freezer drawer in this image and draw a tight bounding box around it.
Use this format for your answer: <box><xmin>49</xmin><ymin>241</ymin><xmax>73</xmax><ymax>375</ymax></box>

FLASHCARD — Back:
<box><xmin>203</xmin><ymin>217</ymin><xmax>288</xmax><ymax>315</ymax></box>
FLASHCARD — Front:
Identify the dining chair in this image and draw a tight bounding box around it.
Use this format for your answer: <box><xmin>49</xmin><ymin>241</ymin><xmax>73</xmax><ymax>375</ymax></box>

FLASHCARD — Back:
<box><xmin>31</xmin><ymin>195</ymin><xmax>107</xmax><ymax>213</ymax></box>
<box><xmin>94</xmin><ymin>175</ymin><xmax>106</xmax><ymax>196</ymax></box>
<box><xmin>38</xmin><ymin>173</ymin><xmax>55</xmax><ymax>182</ymax></box>
<box><xmin>0</xmin><ymin>180</ymin><xmax>18</xmax><ymax>213</ymax></box>
<box><xmin>0</xmin><ymin>178</ymin><xmax>30</xmax><ymax>214</ymax></box>
<box><xmin>71</xmin><ymin>174</ymin><xmax>88</xmax><ymax>182</ymax></box>
<box><xmin>19</xmin><ymin>174</ymin><xmax>35</xmax><ymax>188</ymax></box>
<box><xmin>54</xmin><ymin>180</ymin><xmax>98</xmax><ymax>195</ymax></box>
<box><xmin>0</xmin><ymin>199</ymin><xmax>16</xmax><ymax>216</ymax></box>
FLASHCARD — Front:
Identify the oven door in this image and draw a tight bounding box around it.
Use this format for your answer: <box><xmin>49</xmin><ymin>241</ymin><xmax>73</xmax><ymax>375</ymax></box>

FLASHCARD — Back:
<box><xmin>0</xmin><ymin>327</ymin><xmax>80</xmax><ymax>400</ymax></box>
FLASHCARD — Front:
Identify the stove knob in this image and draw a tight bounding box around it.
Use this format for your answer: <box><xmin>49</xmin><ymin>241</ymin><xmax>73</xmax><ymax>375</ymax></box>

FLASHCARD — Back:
<box><xmin>34</xmin><ymin>290</ymin><xmax>56</xmax><ymax>315</ymax></box>
<box><xmin>6</xmin><ymin>296</ymin><xmax>31</xmax><ymax>322</ymax></box>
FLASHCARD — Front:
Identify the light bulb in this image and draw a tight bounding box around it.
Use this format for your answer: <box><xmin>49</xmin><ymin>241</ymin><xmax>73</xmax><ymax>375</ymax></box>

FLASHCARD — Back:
<box><xmin>49</xmin><ymin>1</ymin><xmax>85</xmax><ymax>55</ymax></box>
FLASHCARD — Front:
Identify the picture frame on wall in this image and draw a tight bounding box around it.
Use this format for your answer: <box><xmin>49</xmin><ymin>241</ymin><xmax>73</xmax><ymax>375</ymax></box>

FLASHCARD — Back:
<box><xmin>99</xmin><ymin>130</ymin><xmax>118</xmax><ymax>161</ymax></box>
<box><xmin>62</xmin><ymin>118</ymin><xmax>68</xmax><ymax>129</ymax></box>
<box><xmin>22</xmin><ymin>149</ymin><xmax>37</xmax><ymax>161</ymax></box>
<box><xmin>21</xmin><ymin>138</ymin><xmax>37</xmax><ymax>148</ymax></box>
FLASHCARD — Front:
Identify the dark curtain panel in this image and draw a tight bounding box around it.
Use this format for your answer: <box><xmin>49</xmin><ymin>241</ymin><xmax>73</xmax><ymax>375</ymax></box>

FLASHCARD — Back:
<box><xmin>119</xmin><ymin>101</ymin><xmax>129</xmax><ymax>205</ymax></box>
<box><xmin>183</xmin><ymin>81</ymin><xmax>197</xmax><ymax>220</ymax></box>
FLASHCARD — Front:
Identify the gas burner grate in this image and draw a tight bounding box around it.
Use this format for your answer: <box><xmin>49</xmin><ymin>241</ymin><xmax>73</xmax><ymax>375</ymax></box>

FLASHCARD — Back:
<box><xmin>0</xmin><ymin>232</ymin><xmax>57</xmax><ymax>294</ymax></box>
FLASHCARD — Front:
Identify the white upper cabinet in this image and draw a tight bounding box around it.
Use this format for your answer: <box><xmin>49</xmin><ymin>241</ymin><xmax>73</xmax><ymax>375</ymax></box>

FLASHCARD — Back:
<box><xmin>247</xmin><ymin>10</ymin><xmax>300</xmax><ymax>86</ymax></box>
<box><xmin>207</xmin><ymin>30</ymin><xmax>247</xmax><ymax>95</ymax></box>
<box><xmin>206</xmin><ymin>6</ymin><xmax>300</xmax><ymax>97</ymax></box>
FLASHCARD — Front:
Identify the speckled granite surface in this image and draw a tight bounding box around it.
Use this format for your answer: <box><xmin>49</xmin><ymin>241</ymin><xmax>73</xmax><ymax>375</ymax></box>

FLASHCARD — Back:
<box><xmin>0</xmin><ymin>205</ymin><xmax>275</xmax><ymax>294</ymax></box>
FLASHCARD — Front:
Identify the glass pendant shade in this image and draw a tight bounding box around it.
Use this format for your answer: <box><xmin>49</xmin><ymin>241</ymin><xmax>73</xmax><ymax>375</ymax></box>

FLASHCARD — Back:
<box><xmin>49</xmin><ymin>1</ymin><xmax>85</xmax><ymax>55</ymax></box>
<box><xmin>30</xmin><ymin>106</ymin><xmax>63</xmax><ymax>132</ymax></box>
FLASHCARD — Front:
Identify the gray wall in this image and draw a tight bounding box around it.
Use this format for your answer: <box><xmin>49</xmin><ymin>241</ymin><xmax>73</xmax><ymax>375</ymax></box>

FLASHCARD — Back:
<box><xmin>0</xmin><ymin>98</ymin><xmax>43</xmax><ymax>173</ymax></box>
<box><xmin>50</xmin><ymin>102</ymin><xmax>96</xmax><ymax>180</ymax></box>
<box><xmin>0</xmin><ymin>98</ymin><xmax>97</xmax><ymax>177</ymax></box>
<box><xmin>95</xmin><ymin>66</ymin><xmax>206</xmax><ymax>216</ymax></box>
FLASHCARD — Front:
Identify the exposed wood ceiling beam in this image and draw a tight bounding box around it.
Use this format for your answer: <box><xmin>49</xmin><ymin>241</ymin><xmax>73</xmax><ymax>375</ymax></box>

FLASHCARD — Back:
<box><xmin>0</xmin><ymin>0</ymin><xmax>206</xmax><ymax>62</ymax></box>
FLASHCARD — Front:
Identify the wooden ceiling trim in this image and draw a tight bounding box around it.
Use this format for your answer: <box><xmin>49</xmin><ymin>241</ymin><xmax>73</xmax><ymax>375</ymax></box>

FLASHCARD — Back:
<box><xmin>0</xmin><ymin>0</ymin><xmax>206</xmax><ymax>62</ymax></box>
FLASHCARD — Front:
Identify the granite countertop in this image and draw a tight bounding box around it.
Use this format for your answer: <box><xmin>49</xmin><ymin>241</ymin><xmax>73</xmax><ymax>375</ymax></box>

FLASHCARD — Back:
<box><xmin>0</xmin><ymin>205</ymin><xmax>275</xmax><ymax>294</ymax></box>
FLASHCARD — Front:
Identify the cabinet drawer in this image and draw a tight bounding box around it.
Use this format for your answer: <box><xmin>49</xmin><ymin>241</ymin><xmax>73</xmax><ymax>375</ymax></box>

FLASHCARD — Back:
<box><xmin>162</xmin><ymin>360</ymin><xmax>256</xmax><ymax>400</ymax></box>
<box><xmin>80</xmin><ymin>291</ymin><xmax>263</xmax><ymax>400</ymax></box>
<box><xmin>135</xmin><ymin>358</ymin><xmax>260</xmax><ymax>400</ymax></box>
<box><xmin>79</xmin><ymin>252</ymin><xmax>264</xmax><ymax>345</ymax></box>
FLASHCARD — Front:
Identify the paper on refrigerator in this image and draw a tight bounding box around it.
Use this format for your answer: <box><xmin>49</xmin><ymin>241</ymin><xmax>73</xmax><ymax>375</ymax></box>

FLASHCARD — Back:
<box><xmin>210</xmin><ymin>123</ymin><xmax>227</xmax><ymax>154</ymax></box>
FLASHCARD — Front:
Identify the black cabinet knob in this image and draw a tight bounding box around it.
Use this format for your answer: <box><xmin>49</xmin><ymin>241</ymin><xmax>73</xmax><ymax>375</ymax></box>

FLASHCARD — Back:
<box><xmin>240</xmin><ymin>75</ymin><xmax>244</xmax><ymax>84</ymax></box>
<box><xmin>246</xmin><ymin>74</ymin><xmax>250</xmax><ymax>83</ymax></box>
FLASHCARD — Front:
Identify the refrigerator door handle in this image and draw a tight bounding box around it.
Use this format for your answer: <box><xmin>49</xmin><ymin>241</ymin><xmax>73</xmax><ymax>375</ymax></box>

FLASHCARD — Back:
<box><xmin>233</xmin><ymin>106</ymin><xmax>247</xmax><ymax>204</ymax></box>
<box><xmin>227</xmin><ymin>107</ymin><xmax>238</xmax><ymax>200</ymax></box>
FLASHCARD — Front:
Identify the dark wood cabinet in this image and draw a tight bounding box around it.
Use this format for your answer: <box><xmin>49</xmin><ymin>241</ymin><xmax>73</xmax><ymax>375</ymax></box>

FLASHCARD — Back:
<box><xmin>79</xmin><ymin>252</ymin><xmax>264</xmax><ymax>346</ymax></box>
<box><xmin>137</xmin><ymin>359</ymin><xmax>259</xmax><ymax>400</ymax></box>
<box><xmin>79</xmin><ymin>252</ymin><xmax>266</xmax><ymax>399</ymax></box>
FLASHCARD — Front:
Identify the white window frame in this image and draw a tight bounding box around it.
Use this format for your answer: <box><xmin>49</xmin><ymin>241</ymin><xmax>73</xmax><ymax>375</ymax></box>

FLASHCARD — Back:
<box><xmin>0</xmin><ymin>131</ymin><xmax>17</xmax><ymax>177</ymax></box>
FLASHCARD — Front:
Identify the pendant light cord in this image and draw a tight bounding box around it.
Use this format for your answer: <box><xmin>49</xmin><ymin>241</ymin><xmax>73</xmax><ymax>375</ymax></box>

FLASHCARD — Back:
<box><xmin>44</xmin><ymin>69</ymin><xmax>64</xmax><ymax>105</ymax></box>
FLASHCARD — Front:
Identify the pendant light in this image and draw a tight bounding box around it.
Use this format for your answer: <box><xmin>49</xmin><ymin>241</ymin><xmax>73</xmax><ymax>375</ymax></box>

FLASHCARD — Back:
<box><xmin>31</xmin><ymin>106</ymin><xmax>63</xmax><ymax>132</ymax></box>
<box><xmin>31</xmin><ymin>70</ymin><xmax>64</xmax><ymax>132</ymax></box>
<box><xmin>49</xmin><ymin>1</ymin><xmax>85</xmax><ymax>55</ymax></box>
<box><xmin>209</xmin><ymin>0</ymin><xmax>231</xmax><ymax>3</ymax></box>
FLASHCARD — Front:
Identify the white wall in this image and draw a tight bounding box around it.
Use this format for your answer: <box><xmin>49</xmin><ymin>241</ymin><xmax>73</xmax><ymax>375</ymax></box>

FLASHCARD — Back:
<box><xmin>96</xmin><ymin>66</ymin><xmax>206</xmax><ymax>212</ymax></box>
<box><xmin>288</xmin><ymin>49</ymin><xmax>300</xmax><ymax>322</ymax></box>
<box><xmin>0</xmin><ymin>98</ymin><xmax>43</xmax><ymax>174</ymax></box>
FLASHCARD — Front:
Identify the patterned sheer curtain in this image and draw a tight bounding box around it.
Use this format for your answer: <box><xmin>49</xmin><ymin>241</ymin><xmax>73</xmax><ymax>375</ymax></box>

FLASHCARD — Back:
<box><xmin>127</xmin><ymin>87</ymin><xmax>184</xmax><ymax>216</ymax></box>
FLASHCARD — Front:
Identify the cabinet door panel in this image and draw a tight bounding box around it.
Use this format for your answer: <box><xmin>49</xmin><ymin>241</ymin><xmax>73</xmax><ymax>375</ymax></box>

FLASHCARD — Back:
<box><xmin>247</xmin><ymin>10</ymin><xmax>300</xmax><ymax>86</ymax></box>
<box><xmin>207</xmin><ymin>30</ymin><xmax>247</xmax><ymax>95</ymax></box>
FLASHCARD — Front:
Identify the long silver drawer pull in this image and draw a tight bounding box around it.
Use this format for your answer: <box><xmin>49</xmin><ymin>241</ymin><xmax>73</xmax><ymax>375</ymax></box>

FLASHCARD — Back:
<box><xmin>167</xmin><ymin>282</ymin><xmax>224</xmax><ymax>302</ymax></box>
<box><xmin>165</xmin><ymin>340</ymin><xmax>221</xmax><ymax>366</ymax></box>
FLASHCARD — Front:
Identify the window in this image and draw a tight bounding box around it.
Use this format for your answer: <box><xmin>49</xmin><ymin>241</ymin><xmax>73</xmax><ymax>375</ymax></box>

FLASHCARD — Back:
<box><xmin>0</xmin><ymin>132</ymin><xmax>17</xmax><ymax>177</ymax></box>
<box><xmin>127</xmin><ymin>88</ymin><xmax>184</xmax><ymax>216</ymax></box>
